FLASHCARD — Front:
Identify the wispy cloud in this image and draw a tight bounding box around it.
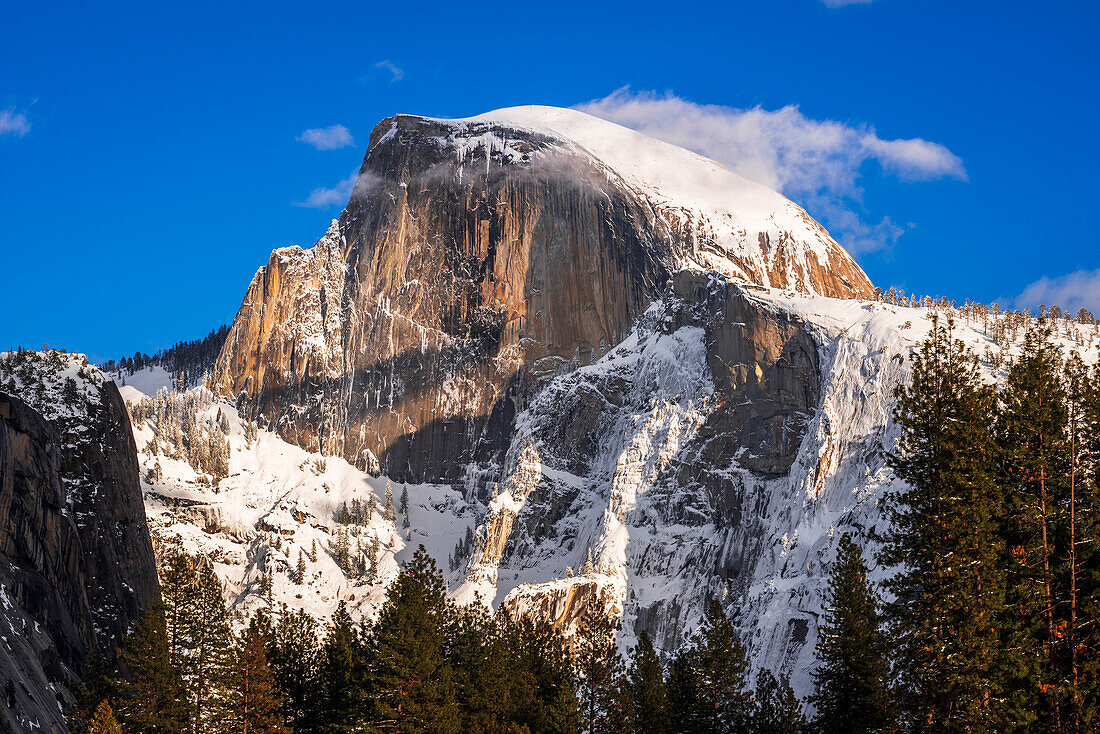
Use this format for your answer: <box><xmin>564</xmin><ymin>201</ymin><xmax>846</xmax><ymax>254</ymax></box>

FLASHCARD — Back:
<box><xmin>575</xmin><ymin>88</ymin><xmax>966</xmax><ymax>254</ymax></box>
<box><xmin>296</xmin><ymin>124</ymin><xmax>354</xmax><ymax>151</ymax></box>
<box><xmin>822</xmin><ymin>0</ymin><xmax>875</xmax><ymax>7</ymax></box>
<box><xmin>0</xmin><ymin>108</ymin><xmax>30</xmax><ymax>138</ymax></box>
<box><xmin>374</xmin><ymin>60</ymin><xmax>404</xmax><ymax>83</ymax></box>
<box><xmin>294</xmin><ymin>170</ymin><xmax>380</xmax><ymax>209</ymax></box>
<box><xmin>1014</xmin><ymin>269</ymin><xmax>1100</xmax><ymax>316</ymax></box>
<box><xmin>296</xmin><ymin>172</ymin><xmax>357</xmax><ymax>208</ymax></box>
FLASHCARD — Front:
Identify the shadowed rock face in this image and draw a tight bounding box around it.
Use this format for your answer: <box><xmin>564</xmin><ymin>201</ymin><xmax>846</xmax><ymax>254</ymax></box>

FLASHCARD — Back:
<box><xmin>213</xmin><ymin>112</ymin><xmax>871</xmax><ymax>484</ymax></box>
<box><xmin>59</xmin><ymin>378</ymin><xmax>160</xmax><ymax>655</ymax></box>
<box><xmin>0</xmin><ymin>357</ymin><xmax>158</xmax><ymax>734</ymax></box>
<box><xmin>0</xmin><ymin>394</ymin><xmax>89</xmax><ymax>733</ymax></box>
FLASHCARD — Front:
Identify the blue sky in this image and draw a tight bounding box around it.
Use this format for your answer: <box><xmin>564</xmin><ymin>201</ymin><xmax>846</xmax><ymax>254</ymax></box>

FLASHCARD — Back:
<box><xmin>2</xmin><ymin>0</ymin><xmax>1098</xmax><ymax>360</ymax></box>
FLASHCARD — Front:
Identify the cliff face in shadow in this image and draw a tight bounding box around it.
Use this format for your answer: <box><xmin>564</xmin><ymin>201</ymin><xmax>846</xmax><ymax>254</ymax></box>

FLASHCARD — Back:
<box><xmin>0</xmin><ymin>352</ymin><xmax>159</xmax><ymax>733</ymax></box>
<box><xmin>212</xmin><ymin>111</ymin><xmax>873</xmax><ymax>485</ymax></box>
<box><xmin>0</xmin><ymin>392</ymin><xmax>89</xmax><ymax>733</ymax></box>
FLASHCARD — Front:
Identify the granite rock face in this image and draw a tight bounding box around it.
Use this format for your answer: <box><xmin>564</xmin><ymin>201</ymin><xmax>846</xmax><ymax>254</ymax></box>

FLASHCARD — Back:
<box><xmin>459</xmin><ymin>272</ymin><xmax>822</xmax><ymax>652</ymax></box>
<box><xmin>212</xmin><ymin>107</ymin><xmax>874</xmax><ymax>485</ymax></box>
<box><xmin>0</xmin><ymin>393</ymin><xmax>89</xmax><ymax>733</ymax></box>
<box><xmin>0</xmin><ymin>352</ymin><xmax>159</xmax><ymax>733</ymax></box>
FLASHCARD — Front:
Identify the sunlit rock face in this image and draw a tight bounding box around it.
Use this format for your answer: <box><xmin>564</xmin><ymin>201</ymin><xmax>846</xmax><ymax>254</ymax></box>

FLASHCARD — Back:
<box><xmin>212</xmin><ymin>107</ymin><xmax>873</xmax><ymax>485</ymax></box>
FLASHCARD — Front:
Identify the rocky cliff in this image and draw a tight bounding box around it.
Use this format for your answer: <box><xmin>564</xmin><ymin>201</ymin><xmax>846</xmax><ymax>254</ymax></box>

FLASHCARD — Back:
<box><xmin>0</xmin><ymin>392</ymin><xmax>89</xmax><ymax>733</ymax></box>
<box><xmin>142</xmin><ymin>100</ymin><xmax>1100</xmax><ymax>696</ymax></box>
<box><xmin>0</xmin><ymin>351</ymin><xmax>159</xmax><ymax>733</ymax></box>
<box><xmin>211</xmin><ymin>106</ymin><xmax>875</xmax><ymax>485</ymax></box>
<box><xmin>187</xmin><ymin>104</ymin><xmax>969</xmax><ymax>695</ymax></box>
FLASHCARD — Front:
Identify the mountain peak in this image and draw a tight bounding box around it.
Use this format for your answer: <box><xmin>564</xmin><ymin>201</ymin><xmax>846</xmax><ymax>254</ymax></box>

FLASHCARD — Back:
<box><xmin>364</xmin><ymin>105</ymin><xmax>874</xmax><ymax>299</ymax></box>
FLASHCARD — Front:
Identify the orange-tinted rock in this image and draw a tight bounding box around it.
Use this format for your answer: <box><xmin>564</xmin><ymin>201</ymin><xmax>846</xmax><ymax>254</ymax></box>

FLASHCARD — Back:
<box><xmin>213</xmin><ymin>113</ymin><xmax>873</xmax><ymax>483</ymax></box>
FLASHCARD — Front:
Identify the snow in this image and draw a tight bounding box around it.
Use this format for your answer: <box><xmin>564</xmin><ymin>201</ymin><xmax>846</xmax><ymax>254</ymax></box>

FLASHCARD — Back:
<box><xmin>115</xmin><ymin>364</ymin><xmax>175</xmax><ymax>400</ymax></box>
<box><xmin>471</xmin><ymin>106</ymin><xmax>799</xmax><ymax>238</ymax></box>
<box><xmin>128</xmin><ymin>388</ymin><xmax>477</xmax><ymax>626</ymax></box>
<box><xmin>443</xmin><ymin>276</ymin><xmax>1100</xmax><ymax>699</ymax></box>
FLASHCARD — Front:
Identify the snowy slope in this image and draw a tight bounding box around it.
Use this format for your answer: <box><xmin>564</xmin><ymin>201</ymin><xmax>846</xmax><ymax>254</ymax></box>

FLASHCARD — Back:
<box><xmin>450</xmin><ymin>280</ymin><xmax>1100</xmax><ymax>697</ymax></box>
<box><xmin>123</xmin><ymin>289</ymin><xmax>1100</xmax><ymax>701</ymax></box>
<box><xmin>123</xmin><ymin>382</ymin><xmax>476</xmax><ymax>624</ymax></box>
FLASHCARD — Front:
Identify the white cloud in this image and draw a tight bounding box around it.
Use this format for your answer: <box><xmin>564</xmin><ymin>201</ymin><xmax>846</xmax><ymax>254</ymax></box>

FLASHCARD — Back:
<box><xmin>863</xmin><ymin>136</ymin><xmax>966</xmax><ymax>181</ymax></box>
<box><xmin>374</xmin><ymin>60</ymin><xmax>404</xmax><ymax>82</ymax></box>
<box><xmin>822</xmin><ymin>0</ymin><xmax>875</xmax><ymax>7</ymax></box>
<box><xmin>1014</xmin><ymin>269</ymin><xmax>1100</xmax><ymax>316</ymax></box>
<box><xmin>296</xmin><ymin>124</ymin><xmax>354</xmax><ymax>151</ymax></box>
<box><xmin>0</xmin><ymin>108</ymin><xmax>30</xmax><ymax>137</ymax></box>
<box><xmin>295</xmin><ymin>170</ymin><xmax>380</xmax><ymax>209</ymax></box>
<box><xmin>575</xmin><ymin>88</ymin><xmax>966</xmax><ymax>254</ymax></box>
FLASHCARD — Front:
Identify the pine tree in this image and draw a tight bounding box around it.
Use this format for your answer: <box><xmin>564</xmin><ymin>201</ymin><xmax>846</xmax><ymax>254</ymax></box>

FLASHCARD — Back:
<box><xmin>884</xmin><ymin>315</ymin><xmax>1011</xmax><ymax>732</ymax></box>
<box><xmin>810</xmin><ymin>534</ymin><xmax>892</xmax><ymax>734</ymax></box>
<box><xmin>505</xmin><ymin>616</ymin><xmax>582</xmax><ymax>734</ymax></box>
<box><xmin>319</xmin><ymin>601</ymin><xmax>367</xmax><ymax>731</ymax></box>
<box><xmin>384</xmin><ymin>482</ymin><xmax>396</xmax><ymax>522</ymax></box>
<box><xmin>690</xmin><ymin>600</ymin><xmax>753</xmax><ymax>733</ymax></box>
<box><xmin>62</xmin><ymin>376</ymin><xmax>80</xmax><ymax>406</ymax></box>
<box><xmin>72</xmin><ymin>654</ymin><xmax>117</xmax><ymax>734</ymax></box>
<box><xmin>333</xmin><ymin>526</ymin><xmax>350</xmax><ymax>572</ymax></box>
<box><xmin>667</xmin><ymin>653</ymin><xmax>704</xmax><ymax>734</ymax></box>
<box><xmin>368</xmin><ymin>536</ymin><xmax>381</xmax><ymax>581</ymax></box>
<box><xmin>160</xmin><ymin>549</ymin><xmax>197</xmax><ymax>674</ymax></box>
<box><xmin>626</xmin><ymin>631</ymin><xmax>668</xmax><ymax>734</ymax></box>
<box><xmin>295</xmin><ymin>550</ymin><xmax>307</xmax><ymax>584</ymax></box>
<box><xmin>268</xmin><ymin>607</ymin><xmax>322</xmax><ymax>733</ymax></box>
<box><xmin>87</xmin><ymin>701</ymin><xmax>123</xmax><ymax>734</ymax></box>
<box><xmin>751</xmin><ymin>671</ymin><xmax>805</xmax><ymax>734</ymax></box>
<box><xmin>544</xmin><ymin>683</ymin><xmax>584</xmax><ymax>734</ymax></box>
<box><xmin>400</xmin><ymin>486</ymin><xmax>410</xmax><ymax>529</ymax></box>
<box><xmin>575</xmin><ymin>612</ymin><xmax>629</xmax><ymax>734</ymax></box>
<box><xmin>186</xmin><ymin>564</ymin><xmax>234</xmax><ymax>733</ymax></box>
<box><xmin>116</xmin><ymin>606</ymin><xmax>190</xmax><ymax>734</ymax></box>
<box><xmin>223</xmin><ymin>624</ymin><xmax>288</xmax><ymax>734</ymax></box>
<box><xmin>448</xmin><ymin>604</ymin><xmax>538</xmax><ymax>733</ymax></box>
<box><xmin>368</xmin><ymin>546</ymin><xmax>459</xmax><ymax>733</ymax></box>
<box><xmin>1061</xmin><ymin>353</ymin><xmax>1099</xmax><ymax>732</ymax></box>
<box><xmin>1077</xmin><ymin>361</ymin><xmax>1100</xmax><ymax>731</ymax></box>
<box><xmin>997</xmin><ymin>324</ymin><xmax>1070</xmax><ymax>731</ymax></box>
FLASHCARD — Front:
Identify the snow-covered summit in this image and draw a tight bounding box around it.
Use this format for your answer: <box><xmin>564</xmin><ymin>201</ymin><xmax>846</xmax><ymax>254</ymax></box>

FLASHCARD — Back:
<box><xmin>392</xmin><ymin>104</ymin><xmax>875</xmax><ymax>299</ymax></box>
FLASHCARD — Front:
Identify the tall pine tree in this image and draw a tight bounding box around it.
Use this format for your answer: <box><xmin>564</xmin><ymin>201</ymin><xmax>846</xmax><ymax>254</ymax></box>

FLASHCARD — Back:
<box><xmin>267</xmin><ymin>606</ymin><xmax>322</xmax><ymax>733</ymax></box>
<box><xmin>575</xmin><ymin>613</ymin><xmax>628</xmax><ymax>734</ymax></box>
<box><xmin>810</xmin><ymin>534</ymin><xmax>892</xmax><ymax>733</ymax></box>
<box><xmin>751</xmin><ymin>671</ymin><xmax>805</xmax><ymax>734</ymax></box>
<box><xmin>368</xmin><ymin>546</ymin><xmax>459</xmax><ymax>733</ymax></box>
<box><xmin>115</xmin><ymin>606</ymin><xmax>190</xmax><ymax>734</ymax></box>
<box><xmin>223</xmin><ymin>624</ymin><xmax>288</xmax><ymax>734</ymax></box>
<box><xmin>1077</xmin><ymin>361</ymin><xmax>1100</xmax><ymax>730</ymax></box>
<box><xmin>885</xmin><ymin>315</ymin><xmax>1011</xmax><ymax>732</ymax></box>
<box><xmin>626</xmin><ymin>631</ymin><xmax>668</xmax><ymax>734</ymax></box>
<box><xmin>318</xmin><ymin>601</ymin><xmax>367</xmax><ymax>732</ymax></box>
<box><xmin>997</xmin><ymin>324</ymin><xmax>1071</xmax><ymax>732</ymax></box>
<box><xmin>682</xmin><ymin>600</ymin><xmax>754</xmax><ymax>734</ymax></box>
